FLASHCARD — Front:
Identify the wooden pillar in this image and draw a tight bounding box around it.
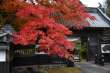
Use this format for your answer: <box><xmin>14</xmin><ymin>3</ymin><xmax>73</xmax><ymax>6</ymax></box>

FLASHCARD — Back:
<box><xmin>80</xmin><ymin>33</ymin><xmax>88</xmax><ymax>60</ymax></box>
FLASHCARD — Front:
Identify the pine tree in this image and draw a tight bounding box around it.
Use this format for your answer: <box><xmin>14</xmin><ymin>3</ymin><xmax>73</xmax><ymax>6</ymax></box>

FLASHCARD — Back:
<box><xmin>106</xmin><ymin>0</ymin><xmax>110</xmax><ymax>16</ymax></box>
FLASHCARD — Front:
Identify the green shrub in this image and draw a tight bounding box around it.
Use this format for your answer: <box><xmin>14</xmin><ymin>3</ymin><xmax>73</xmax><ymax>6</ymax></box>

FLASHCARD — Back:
<box><xmin>79</xmin><ymin>48</ymin><xmax>87</xmax><ymax>59</ymax></box>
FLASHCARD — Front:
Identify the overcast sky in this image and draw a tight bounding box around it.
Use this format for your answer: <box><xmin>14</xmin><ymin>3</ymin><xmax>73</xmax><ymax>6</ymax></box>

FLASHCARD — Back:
<box><xmin>80</xmin><ymin>0</ymin><xmax>105</xmax><ymax>7</ymax></box>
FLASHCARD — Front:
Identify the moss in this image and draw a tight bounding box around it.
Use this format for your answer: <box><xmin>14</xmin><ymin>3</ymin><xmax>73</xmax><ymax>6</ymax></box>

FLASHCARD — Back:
<box><xmin>39</xmin><ymin>67</ymin><xmax>83</xmax><ymax>73</ymax></box>
<box><xmin>79</xmin><ymin>48</ymin><xmax>87</xmax><ymax>59</ymax></box>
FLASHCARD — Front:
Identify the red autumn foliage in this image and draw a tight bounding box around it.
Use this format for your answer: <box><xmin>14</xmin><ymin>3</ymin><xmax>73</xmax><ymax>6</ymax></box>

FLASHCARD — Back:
<box><xmin>10</xmin><ymin>0</ymin><xmax>94</xmax><ymax>60</ymax></box>
<box><xmin>13</xmin><ymin>16</ymin><xmax>73</xmax><ymax>58</ymax></box>
<box><xmin>0</xmin><ymin>0</ymin><xmax>28</xmax><ymax>13</ymax></box>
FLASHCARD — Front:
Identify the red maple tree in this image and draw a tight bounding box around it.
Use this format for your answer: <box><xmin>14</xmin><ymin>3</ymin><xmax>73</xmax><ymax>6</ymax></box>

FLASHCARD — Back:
<box><xmin>1</xmin><ymin>0</ymin><xmax>95</xmax><ymax>60</ymax></box>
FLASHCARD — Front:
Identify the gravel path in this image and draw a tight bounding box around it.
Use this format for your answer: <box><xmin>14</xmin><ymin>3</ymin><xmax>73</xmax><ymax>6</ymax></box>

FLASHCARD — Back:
<box><xmin>75</xmin><ymin>62</ymin><xmax>110</xmax><ymax>73</ymax></box>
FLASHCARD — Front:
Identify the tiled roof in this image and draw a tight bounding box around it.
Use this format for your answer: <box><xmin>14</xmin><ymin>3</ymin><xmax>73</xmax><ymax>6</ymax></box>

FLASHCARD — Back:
<box><xmin>0</xmin><ymin>24</ymin><xmax>14</xmax><ymax>37</ymax></box>
<box><xmin>87</xmin><ymin>8</ymin><xmax>110</xmax><ymax>27</ymax></box>
<box><xmin>50</xmin><ymin>8</ymin><xmax>110</xmax><ymax>29</ymax></box>
<box><xmin>87</xmin><ymin>13</ymin><xmax>110</xmax><ymax>27</ymax></box>
<box><xmin>0</xmin><ymin>24</ymin><xmax>15</xmax><ymax>33</ymax></box>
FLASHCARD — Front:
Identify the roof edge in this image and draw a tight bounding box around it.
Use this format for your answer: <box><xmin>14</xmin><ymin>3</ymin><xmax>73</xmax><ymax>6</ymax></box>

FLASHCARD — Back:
<box><xmin>86</xmin><ymin>7</ymin><xmax>98</xmax><ymax>13</ymax></box>
<box><xmin>97</xmin><ymin>8</ymin><xmax>110</xmax><ymax>24</ymax></box>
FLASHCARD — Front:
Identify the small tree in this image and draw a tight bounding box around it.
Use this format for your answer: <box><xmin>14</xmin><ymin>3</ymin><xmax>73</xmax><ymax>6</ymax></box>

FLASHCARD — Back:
<box><xmin>106</xmin><ymin>0</ymin><xmax>110</xmax><ymax>16</ymax></box>
<box><xmin>0</xmin><ymin>0</ymin><xmax>95</xmax><ymax>61</ymax></box>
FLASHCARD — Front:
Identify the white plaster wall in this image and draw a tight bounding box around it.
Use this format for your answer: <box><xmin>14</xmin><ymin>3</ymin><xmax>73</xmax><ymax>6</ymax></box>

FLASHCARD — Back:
<box><xmin>0</xmin><ymin>51</ymin><xmax>6</xmax><ymax>62</ymax></box>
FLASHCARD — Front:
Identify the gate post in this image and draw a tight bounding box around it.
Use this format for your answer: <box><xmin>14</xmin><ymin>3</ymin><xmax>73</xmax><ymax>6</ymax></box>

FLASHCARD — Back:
<box><xmin>0</xmin><ymin>43</ymin><xmax>10</xmax><ymax>73</ymax></box>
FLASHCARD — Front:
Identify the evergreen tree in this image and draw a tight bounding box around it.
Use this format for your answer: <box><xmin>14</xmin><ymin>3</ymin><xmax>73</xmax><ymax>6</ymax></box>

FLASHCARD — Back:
<box><xmin>106</xmin><ymin>0</ymin><xmax>110</xmax><ymax>16</ymax></box>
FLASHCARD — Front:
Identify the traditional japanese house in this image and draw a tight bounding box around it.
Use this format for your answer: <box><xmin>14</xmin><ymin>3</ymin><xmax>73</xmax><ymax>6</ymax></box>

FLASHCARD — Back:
<box><xmin>77</xmin><ymin>7</ymin><xmax>110</xmax><ymax>64</ymax></box>
<box><xmin>50</xmin><ymin>6</ymin><xmax>110</xmax><ymax>64</ymax></box>
<box><xmin>0</xmin><ymin>24</ymin><xmax>14</xmax><ymax>73</ymax></box>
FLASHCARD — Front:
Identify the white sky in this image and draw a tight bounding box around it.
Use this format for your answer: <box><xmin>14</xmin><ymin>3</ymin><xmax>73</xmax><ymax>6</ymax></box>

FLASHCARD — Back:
<box><xmin>80</xmin><ymin>0</ymin><xmax>105</xmax><ymax>7</ymax></box>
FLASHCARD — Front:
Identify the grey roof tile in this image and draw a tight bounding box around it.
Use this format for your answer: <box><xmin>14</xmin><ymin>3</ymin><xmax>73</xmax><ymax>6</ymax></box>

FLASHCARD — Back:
<box><xmin>87</xmin><ymin>13</ymin><xmax>110</xmax><ymax>27</ymax></box>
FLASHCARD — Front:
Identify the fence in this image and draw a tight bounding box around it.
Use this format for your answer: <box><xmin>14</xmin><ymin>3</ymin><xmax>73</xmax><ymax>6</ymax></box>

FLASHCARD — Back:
<box><xmin>11</xmin><ymin>44</ymin><xmax>69</xmax><ymax>67</ymax></box>
<box><xmin>0</xmin><ymin>62</ymin><xmax>10</xmax><ymax>73</ymax></box>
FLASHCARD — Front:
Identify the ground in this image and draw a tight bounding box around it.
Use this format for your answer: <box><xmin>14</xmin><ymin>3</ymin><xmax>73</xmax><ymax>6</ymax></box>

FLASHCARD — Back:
<box><xmin>75</xmin><ymin>61</ymin><xmax>110</xmax><ymax>73</ymax></box>
<box><xmin>12</xmin><ymin>65</ymin><xmax>83</xmax><ymax>73</ymax></box>
<box><xmin>42</xmin><ymin>67</ymin><xmax>83</xmax><ymax>73</ymax></box>
<box><xmin>12</xmin><ymin>61</ymin><xmax>110</xmax><ymax>73</ymax></box>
